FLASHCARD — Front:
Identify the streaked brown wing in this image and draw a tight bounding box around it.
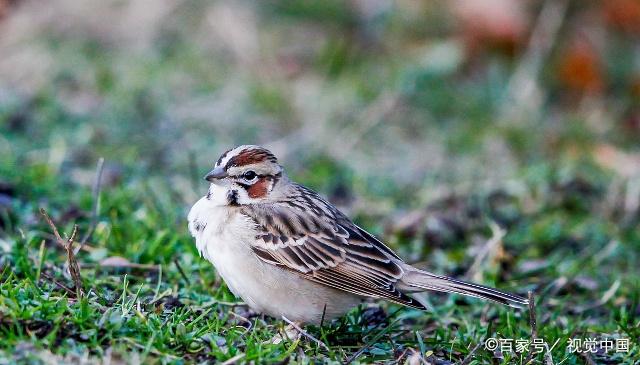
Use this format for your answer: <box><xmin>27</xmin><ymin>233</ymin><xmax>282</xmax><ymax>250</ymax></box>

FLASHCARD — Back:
<box><xmin>240</xmin><ymin>188</ymin><xmax>426</xmax><ymax>310</ymax></box>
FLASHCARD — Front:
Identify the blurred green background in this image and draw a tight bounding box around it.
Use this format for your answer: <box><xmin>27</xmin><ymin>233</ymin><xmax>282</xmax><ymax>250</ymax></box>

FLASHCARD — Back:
<box><xmin>1</xmin><ymin>0</ymin><xmax>638</xmax><ymax>195</ymax></box>
<box><xmin>0</xmin><ymin>0</ymin><xmax>639</xmax><ymax>363</ymax></box>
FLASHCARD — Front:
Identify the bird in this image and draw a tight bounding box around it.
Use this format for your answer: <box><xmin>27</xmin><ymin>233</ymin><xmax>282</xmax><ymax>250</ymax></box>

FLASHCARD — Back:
<box><xmin>188</xmin><ymin>145</ymin><xmax>528</xmax><ymax>325</ymax></box>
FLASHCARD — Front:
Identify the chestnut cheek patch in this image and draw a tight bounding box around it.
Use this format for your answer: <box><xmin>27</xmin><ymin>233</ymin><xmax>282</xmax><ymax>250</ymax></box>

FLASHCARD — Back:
<box><xmin>247</xmin><ymin>177</ymin><xmax>270</xmax><ymax>198</ymax></box>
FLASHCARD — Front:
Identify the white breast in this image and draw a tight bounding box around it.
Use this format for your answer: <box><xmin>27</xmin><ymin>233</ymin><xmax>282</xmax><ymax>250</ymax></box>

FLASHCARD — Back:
<box><xmin>187</xmin><ymin>196</ymin><xmax>257</xmax><ymax>291</ymax></box>
<box><xmin>187</xmin><ymin>195</ymin><xmax>361</xmax><ymax>324</ymax></box>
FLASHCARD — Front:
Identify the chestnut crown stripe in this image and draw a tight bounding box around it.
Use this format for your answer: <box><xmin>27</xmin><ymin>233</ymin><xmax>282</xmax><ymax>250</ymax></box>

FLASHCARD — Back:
<box><xmin>222</xmin><ymin>147</ymin><xmax>278</xmax><ymax>170</ymax></box>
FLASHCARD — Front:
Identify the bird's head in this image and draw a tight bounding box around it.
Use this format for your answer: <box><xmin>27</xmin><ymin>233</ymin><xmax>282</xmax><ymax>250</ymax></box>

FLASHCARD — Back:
<box><xmin>204</xmin><ymin>145</ymin><xmax>284</xmax><ymax>205</ymax></box>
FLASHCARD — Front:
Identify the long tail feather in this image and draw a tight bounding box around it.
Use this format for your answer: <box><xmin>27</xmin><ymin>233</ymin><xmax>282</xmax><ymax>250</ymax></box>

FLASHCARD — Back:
<box><xmin>402</xmin><ymin>268</ymin><xmax>528</xmax><ymax>308</ymax></box>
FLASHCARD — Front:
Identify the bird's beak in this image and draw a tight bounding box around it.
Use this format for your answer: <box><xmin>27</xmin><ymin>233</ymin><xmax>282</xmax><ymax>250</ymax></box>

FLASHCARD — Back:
<box><xmin>204</xmin><ymin>167</ymin><xmax>228</xmax><ymax>182</ymax></box>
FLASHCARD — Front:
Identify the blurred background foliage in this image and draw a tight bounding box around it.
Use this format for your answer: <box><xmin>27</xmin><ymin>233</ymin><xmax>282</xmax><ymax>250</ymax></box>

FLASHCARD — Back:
<box><xmin>1</xmin><ymin>0</ymin><xmax>638</xmax><ymax>195</ymax></box>
<box><xmin>0</xmin><ymin>0</ymin><xmax>639</xmax><ymax>363</ymax></box>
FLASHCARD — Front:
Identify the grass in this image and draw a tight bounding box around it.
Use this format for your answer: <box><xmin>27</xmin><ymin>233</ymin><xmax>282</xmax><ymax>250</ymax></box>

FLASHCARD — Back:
<box><xmin>0</xmin><ymin>156</ymin><xmax>638</xmax><ymax>364</ymax></box>
<box><xmin>1</xmin><ymin>0</ymin><xmax>640</xmax><ymax>363</ymax></box>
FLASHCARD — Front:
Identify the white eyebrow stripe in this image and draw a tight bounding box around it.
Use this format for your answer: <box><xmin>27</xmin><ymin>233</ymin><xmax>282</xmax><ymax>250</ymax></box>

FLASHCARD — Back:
<box><xmin>216</xmin><ymin>146</ymin><xmax>246</xmax><ymax>168</ymax></box>
<box><xmin>226</xmin><ymin>164</ymin><xmax>278</xmax><ymax>177</ymax></box>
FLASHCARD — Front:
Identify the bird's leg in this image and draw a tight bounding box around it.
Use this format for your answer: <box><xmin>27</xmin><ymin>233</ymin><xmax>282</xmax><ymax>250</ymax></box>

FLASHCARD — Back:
<box><xmin>281</xmin><ymin>319</ymin><xmax>304</xmax><ymax>343</ymax></box>
<box><xmin>279</xmin><ymin>316</ymin><xmax>329</xmax><ymax>350</ymax></box>
<box><xmin>265</xmin><ymin>316</ymin><xmax>330</xmax><ymax>350</ymax></box>
<box><xmin>265</xmin><ymin>317</ymin><xmax>302</xmax><ymax>345</ymax></box>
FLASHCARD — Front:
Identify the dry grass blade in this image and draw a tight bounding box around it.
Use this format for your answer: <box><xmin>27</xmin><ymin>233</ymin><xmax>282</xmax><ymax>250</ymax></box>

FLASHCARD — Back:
<box><xmin>459</xmin><ymin>343</ymin><xmax>482</xmax><ymax>365</ymax></box>
<box><xmin>543</xmin><ymin>342</ymin><xmax>555</xmax><ymax>365</ymax></box>
<box><xmin>40</xmin><ymin>272</ymin><xmax>76</xmax><ymax>296</ymax></box>
<box><xmin>465</xmin><ymin>221</ymin><xmax>505</xmax><ymax>281</ymax></box>
<box><xmin>344</xmin><ymin>319</ymin><xmax>399</xmax><ymax>364</ymax></box>
<box><xmin>66</xmin><ymin>225</ymin><xmax>84</xmax><ymax>296</ymax></box>
<box><xmin>40</xmin><ymin>208</ymin><xmax>66</xmax><ymax>248</ymax></box>
<box><xmin>524</xmin><ymin>291</ymin><xmax>538</xmax><ymax>364</ymax></box>
<box><xmin>574</xmin><ymin>279</ymin><xmax>621</xmax><ymax>313</ymax></box>
<box><xmin>174</xmin><ymin>258</ymin><xmax>191</xmax><ymax>286</ymax></box>
<box><xmin>528</xmin><ymin>291</ymin><xmax>538</xmax><ymax>339</ymax></box>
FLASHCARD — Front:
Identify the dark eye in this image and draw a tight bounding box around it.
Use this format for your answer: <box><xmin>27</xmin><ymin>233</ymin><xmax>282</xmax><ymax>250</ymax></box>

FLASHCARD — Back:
<box><xmin>242</xmin><ymin>171</ymin><xmax>257</xmax><ymax>181</ymax></box>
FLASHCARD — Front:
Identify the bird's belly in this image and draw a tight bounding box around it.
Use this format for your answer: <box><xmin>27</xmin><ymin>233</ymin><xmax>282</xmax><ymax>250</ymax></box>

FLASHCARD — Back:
<box><xmin>189</xmin><ymin>201</ymin><xmax>360</xmax><ymax>324</ymax></box>
<box><xmin>211</xmin><ymin>239</ymin><xmax>360</xmax><ymax>324</ymax></box>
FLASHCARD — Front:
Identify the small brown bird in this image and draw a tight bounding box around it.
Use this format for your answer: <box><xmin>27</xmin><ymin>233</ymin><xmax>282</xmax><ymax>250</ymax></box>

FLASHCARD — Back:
<box><xmin>188</xmin><ymin>145</ymin><xmax>527</xmax><ymax>325</ymax></box>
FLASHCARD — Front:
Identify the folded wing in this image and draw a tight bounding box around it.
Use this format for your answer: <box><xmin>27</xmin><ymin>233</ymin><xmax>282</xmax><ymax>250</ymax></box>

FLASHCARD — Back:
<box><xmin>241</xmin><ymin>185</ymin><xmax>426</xmax><ymax>310</ymax></box>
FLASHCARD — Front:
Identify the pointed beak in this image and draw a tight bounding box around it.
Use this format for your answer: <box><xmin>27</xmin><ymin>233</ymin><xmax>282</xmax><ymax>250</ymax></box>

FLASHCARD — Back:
<box><xmin>204</xmin><ymin>167</ymin><xmax>228</xmax><ymax>182</ymax></box>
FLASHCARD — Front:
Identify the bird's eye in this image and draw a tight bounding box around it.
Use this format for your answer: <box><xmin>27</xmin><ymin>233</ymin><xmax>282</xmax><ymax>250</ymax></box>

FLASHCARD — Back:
<box><xmin>242</xmin><ymin>171</ymin><xmax>257</xmax><ymax>181</ymax></box>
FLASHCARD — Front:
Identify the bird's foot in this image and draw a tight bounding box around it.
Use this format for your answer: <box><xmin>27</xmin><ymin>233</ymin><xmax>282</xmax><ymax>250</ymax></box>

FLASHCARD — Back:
<box><xmin>266</xmin><ymin>322</ymin><xmax>302</xmax><ymax>345</ymax></box>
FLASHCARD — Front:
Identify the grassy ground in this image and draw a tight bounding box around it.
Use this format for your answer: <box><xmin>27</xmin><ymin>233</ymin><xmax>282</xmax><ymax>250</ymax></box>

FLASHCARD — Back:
<box><xmin>1</xmin><ymin>157</ymin><xmax>639</xmax><ymax>364</ymax></box>
<box><xmin>1</xmin><ymin>1</ymin><xmax>640</xmax><ymax>364</ymax></box>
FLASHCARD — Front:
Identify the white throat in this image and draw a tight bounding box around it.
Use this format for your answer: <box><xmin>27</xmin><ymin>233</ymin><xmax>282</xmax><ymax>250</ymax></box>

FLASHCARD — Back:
<box><xmin>205</xmin><ymin>183</ymin><xmax>232</xmax><ymax>206</ymax></box>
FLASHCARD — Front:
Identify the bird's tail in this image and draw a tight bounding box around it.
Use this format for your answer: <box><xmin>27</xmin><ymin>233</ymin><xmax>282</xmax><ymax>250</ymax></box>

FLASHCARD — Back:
<box><xmin>401</xmin><ymin>268</ymin><xmax>528</xmax><ymax>308</ymax></box>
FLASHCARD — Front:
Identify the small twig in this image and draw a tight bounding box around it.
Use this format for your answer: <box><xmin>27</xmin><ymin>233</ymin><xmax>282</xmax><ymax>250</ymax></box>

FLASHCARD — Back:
<box><xmin>40</xmin><ymin>272</ymin><xmax>76</xmax><ymax>296</ymax></box>
<box><xmin>281</xmin><ymin>315</ymin><xmax>329</xmax><ymax>351</ymax></box>
<box><xmin>40</xmin><ymin>208</ymin><xmax>65</xmax><ymax>248</ymax></box>
<box><xmin>524</xmin><ymin>291</ymin><xmax>538</xmax><ymax>365</ymax></box>
<box><xmin>68</xmin><ymin>224</ymin><xmax>78</xmax><ymax>245</ymax></box>
<box><xmin>40</xmin><ymin>208</ymin><xmax>84</xmax><ymax>296</ymax></box>
<box><xmin>66</xmin><ymin>225</ymin><xmax>84</xmax><ymax>296</ymax></box>
<box><xmin>543</xmin><ymin>342</ymin><xmax>556</xmax><ymax>365</ymax></box>
<box><xmin>459</xmin><ymin>343</ymin><xmax>482</xmax><ymax>365</ymax></box>
<box><xmin>528</xmin><ymin>291</ymin><xmax>538</xmax><ymax>338</ymax></box>
<box><xmin>174</xmin><ymin>259</ymin><xmax>191</xmax><ymax>286</ymax></box>
<box><xmin>77</xmin><ymin>157</ymin><xmax>104</xmax><ymax>254</ymax></box>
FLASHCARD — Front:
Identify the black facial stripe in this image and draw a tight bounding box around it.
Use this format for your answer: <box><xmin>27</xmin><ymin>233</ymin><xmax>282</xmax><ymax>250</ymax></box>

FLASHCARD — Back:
<box><xmin>227</xmin><ymin>189</ymin><xmax>239</xmax><ymax>206</ymax></box>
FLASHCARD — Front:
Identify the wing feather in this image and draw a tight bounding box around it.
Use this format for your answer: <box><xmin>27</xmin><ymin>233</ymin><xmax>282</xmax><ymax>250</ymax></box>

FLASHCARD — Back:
<box><xmin>241</xmin><ymin>185</ymin><xmax>426</xmax><ymax>311</ymax></box>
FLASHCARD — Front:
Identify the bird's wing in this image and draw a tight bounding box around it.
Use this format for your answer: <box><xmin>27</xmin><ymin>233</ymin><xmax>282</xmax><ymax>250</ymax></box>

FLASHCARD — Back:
<box><xmin>240</xmin><ymin>185</ymin><xmax>425</xmax><ymax>310</ymax></box>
